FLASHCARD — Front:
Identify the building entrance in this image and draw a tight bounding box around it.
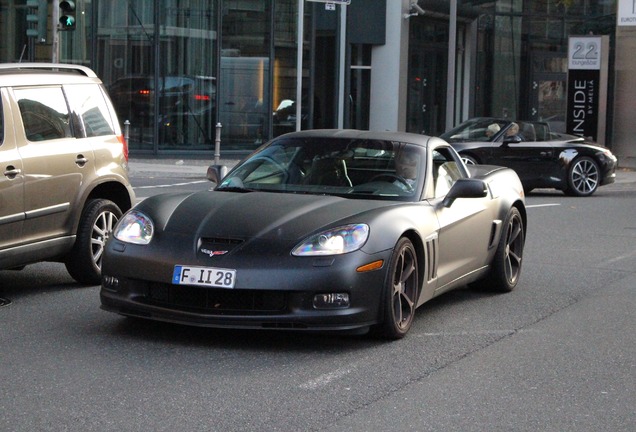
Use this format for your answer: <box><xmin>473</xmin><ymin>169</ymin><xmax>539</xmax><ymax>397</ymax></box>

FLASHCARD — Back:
<box><xmin>407</xmin><ymin>19</ymin><xmax>449</xmax><ymax>136</ymax></box>
<box><xmin>528</xmin><ymin>51</ymin><xmax>568</xmax><ymax>133</ymax></box>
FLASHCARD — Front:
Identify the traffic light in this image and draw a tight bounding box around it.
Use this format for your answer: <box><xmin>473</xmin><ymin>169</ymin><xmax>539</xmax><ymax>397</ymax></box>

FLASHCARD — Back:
<box><xmin>59</xmin><ymin>0</ymin><xmax>76</xmax><ymax>31</ymax></box>
<box><xmin>26</xmin><ymin>0</ymin><xmax>48</xmax><ymax>42</ymax></box>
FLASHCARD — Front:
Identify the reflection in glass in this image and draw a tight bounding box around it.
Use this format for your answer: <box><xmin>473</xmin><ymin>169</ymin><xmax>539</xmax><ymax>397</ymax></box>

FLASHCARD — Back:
<box><xmin>221</xmin><ymin>1</ymin><xmax>272</xmax><ymax>150</ymax></box>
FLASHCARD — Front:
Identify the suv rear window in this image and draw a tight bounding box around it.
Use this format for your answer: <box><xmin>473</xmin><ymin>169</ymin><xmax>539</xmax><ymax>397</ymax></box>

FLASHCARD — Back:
<box><xmin>64</xmin><ymin>84</ymin><xmax>116</xmax><ymax>137</ymax></box>
<box><xmin>15</xmin><ymin>87</ymin><xmax>72</xmax><ymax>141</ymax></box>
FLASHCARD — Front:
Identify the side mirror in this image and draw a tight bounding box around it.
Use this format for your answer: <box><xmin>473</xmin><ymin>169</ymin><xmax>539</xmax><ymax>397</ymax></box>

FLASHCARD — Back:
<box><xmin>207</xmin><ymin>164</ymin><xmax>228</xmax><ymax>184</ymax></box>
<box><xmin>503</xmin><ymin>135</ymin><xmax>523</xmax><ymax>145</ymax></box>
<box><xmin>442</xmin><ymin>178</ymin><xmax>488</xmax><ymax>207</ymax></box>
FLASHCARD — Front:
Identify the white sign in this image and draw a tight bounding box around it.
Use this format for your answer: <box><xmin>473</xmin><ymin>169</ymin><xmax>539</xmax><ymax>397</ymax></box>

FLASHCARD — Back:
<box><xmin>618</xmin><ymin>0</ymin><xmax>636</xmax><ymax>26</ymax></box>
<box><xmin>568</xmin><ymin>37</ymin><xmax>602</xmax><ymax>70</ymax></box>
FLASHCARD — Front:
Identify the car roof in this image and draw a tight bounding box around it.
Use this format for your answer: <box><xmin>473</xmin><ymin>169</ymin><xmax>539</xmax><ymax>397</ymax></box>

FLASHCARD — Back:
<box><xmin>0</xmin><ymin>63</ymin><xmax>102</xmax><ymax>87</ymax></box>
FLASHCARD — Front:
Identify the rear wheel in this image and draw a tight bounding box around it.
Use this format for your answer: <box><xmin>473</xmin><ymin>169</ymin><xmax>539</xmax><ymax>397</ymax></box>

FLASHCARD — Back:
<box><xmin>65</xmin><ymin>199</ymin><xmax>122</xmax><ymax>285</ymax></box>
<box><xmin>476</xmin><ymin>207</ymin><xmax>524</xmax><ymax>292</ymax></box>
<box><xmin>377</xmin><ymin>237</ymin><xmax>419</xmax><ymax>339</ymax></box>
<box><xmin>565</xmin><ymin>156</ymin><xmax>599</xmax><ymax>196</ymax></box>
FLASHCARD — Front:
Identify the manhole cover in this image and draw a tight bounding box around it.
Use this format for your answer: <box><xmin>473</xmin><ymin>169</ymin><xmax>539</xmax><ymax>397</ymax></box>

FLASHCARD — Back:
<box><xmin>0</xmin><ymin>297</ymin><xmax>11</xmax><ymax>307</ymax></box>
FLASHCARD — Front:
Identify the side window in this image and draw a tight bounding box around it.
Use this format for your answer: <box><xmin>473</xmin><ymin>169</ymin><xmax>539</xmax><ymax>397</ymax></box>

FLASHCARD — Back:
<box><xmin>64</xmin><ymin>84</ymin><xmax>116</xmax><ymax>137</ymax></box>
<box><xmin>14</xmin><ymin>87</ymin><xmax>72</xmax><ymax>142</ymax></box>
<box><xmin>432</xmin><ymin>148</ymin><xmax>464</xmax><ymax>198</ymax></box>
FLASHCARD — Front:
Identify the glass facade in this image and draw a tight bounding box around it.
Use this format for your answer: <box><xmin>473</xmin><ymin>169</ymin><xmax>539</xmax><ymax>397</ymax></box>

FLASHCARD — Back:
<box><xmin>1</xmin><ymin>0</ymin><xmax>618</xmax><ymax>155</ymax></box>
<box><xmin>408</xmin><ymin>0</ymin><xmax>616</xmax><ymax>137</ymax></box>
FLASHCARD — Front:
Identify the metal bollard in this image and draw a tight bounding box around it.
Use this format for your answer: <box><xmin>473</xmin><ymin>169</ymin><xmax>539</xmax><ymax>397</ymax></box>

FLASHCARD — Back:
<box><xmin>214</xmin><ymin>122</ymin><xmax>222</xmax><ymax>165</ymax></box>
<box><xmin>124</xmin><ymin>119</ymin><xmax>130</xmax><ymax>143</ymax></box>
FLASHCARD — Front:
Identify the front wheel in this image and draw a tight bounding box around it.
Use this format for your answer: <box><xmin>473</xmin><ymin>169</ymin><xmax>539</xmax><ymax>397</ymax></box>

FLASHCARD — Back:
<box><xmin>65</xmin><ymin>199</ymin><xmax>122</xmax><ymax>285</ymax></box>
<box><xmin>565</xmin><ymin>156</ymin><xmax>599</xmax><ymax>196</ymax></box>
<box><xmin>376</xmin><ymin>237</ymin><xmax>419</xmax><ymax>339</ymax></box>
<box><xmin>460</xmin><ymin>154</ymin><xmax>479</xmax><ymax>165</ymax></box>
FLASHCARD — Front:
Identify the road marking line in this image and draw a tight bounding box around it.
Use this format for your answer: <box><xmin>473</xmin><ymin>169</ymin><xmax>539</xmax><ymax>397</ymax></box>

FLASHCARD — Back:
<box><xmin>526</xmin><ymin>203</ymin><xmax>561</xmax><ymax>208</ymax></box>
<box><xmin>419</xmin><ymin>330</ymin><xmax>516</xmax><ymax>337</ymax></box>
<box><xmin>600</xmin><ymin>249</ymin><xmax>636</xmax><ymax>266</ymax></box>
<box><xmin>300</xmin><ymin>367</ymin><xmax>352</xmax><ymax>390</ymax></box>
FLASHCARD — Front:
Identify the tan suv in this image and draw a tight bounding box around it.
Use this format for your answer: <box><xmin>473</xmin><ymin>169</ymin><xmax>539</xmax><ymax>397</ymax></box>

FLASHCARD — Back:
<box><xmin>0</xmin><ymin>63</ymin><xmax>135</xmax><ymax>284</ymax></box>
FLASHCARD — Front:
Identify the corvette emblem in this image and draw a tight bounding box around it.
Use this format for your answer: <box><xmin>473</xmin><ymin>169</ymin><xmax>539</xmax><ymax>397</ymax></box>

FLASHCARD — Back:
<box><xmin>200</xmin><ymin>248</ymin><xmax>229</xmax><ymax>257</ymax></box>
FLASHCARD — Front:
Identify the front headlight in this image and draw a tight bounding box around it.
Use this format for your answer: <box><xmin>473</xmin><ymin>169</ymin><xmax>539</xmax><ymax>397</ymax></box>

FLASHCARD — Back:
<box><xmin>113</xmin><ymin>210</ymin><xmax>154</xmax><ymax>245</ymax></box>
<box><xmin>292</xmin><ymin>224</ymin><xmax>369</xmax><ymax>256</ymax></box>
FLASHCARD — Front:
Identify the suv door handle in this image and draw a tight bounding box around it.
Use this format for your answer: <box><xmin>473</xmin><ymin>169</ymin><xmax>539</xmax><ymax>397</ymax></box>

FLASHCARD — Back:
<box><xmin>75</xmin><ymin>155</ymin><xmax>88</xmax><ymax>167</ymax></box>
<box><xmin>4</xmin><ymin>166</ymin><xmax>21</xmax><ymax>179</ymax></box>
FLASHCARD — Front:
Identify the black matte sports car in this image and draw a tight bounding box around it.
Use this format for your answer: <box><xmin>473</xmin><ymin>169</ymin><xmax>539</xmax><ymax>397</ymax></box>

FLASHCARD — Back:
<box><xmin>441</xmin><ymin>117</ymin><xmax>618</xmax><ymax>196</ymax></box>
<box><xmin>100</xmin><ymin>130</ymin><xmax>527</xmax><ymax>339</ymax></box>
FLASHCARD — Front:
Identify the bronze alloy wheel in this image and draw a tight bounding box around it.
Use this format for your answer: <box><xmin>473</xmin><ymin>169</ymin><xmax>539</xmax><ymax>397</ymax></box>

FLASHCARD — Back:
<box><xmin>379</xmin><ymin>237</ymin><xmax>419</xmax><ymax>339</ymax></box>
<box><xmin>502</xmin><ymin>209</ymin><xmax>524</xmax><ymax>287</ymax></box>
<box><xmin>472</xmin><ymin>206</ymin><xmax>524</xmax><ymax>293</ymax></box>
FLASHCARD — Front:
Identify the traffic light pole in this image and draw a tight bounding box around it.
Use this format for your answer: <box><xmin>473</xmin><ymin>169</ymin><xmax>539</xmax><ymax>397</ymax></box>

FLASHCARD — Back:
<box><xmin>51</xmin><ymin>0</ymin><xmax>60</xmax><ymax>63</ymax></box>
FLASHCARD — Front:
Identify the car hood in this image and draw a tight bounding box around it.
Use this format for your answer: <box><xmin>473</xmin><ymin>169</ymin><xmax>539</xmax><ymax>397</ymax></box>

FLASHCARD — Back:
<box><xmin>140</xmin><ymin>190</ymin><xmax>395</xmax><ymax>241</ymax></box>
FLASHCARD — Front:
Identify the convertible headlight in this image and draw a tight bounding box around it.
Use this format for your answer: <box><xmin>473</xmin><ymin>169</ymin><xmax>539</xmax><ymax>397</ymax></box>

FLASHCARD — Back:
<box><xmin>292</xmin><ymin>224</ymin><xmax>369</xmax><ymax>256</ymax></box>
<box><xmin>113</xmin><ymin>210</ymin><xmax>154</xmax><ymax>245</ymax></box>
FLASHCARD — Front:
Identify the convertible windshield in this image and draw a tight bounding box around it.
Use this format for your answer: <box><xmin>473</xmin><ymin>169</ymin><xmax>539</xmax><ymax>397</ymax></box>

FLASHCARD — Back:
<box><xmin>217</xmin><ymin>137</ymin><xmax>426</xmax><ymax>199</ymax></box>
<box><xmin>440</xmin><ymin>118</ymin><xmax>509</xmax><ymax>143</ymax></box>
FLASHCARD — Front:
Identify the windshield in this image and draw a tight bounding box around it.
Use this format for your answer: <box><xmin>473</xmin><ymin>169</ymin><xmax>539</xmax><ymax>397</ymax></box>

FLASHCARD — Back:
<box><xmin>440</xmin><ymin>118</ymin><xmax>509</xmax><ymax>143</ymax></box>
<box><xmin>217</xmin><ymin>137</ymin><xmax>427</xmax><ymax>200</ymax></box>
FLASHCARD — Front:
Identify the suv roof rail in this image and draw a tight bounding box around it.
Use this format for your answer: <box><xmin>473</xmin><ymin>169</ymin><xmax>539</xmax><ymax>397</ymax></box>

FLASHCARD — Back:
<box><xmin>0</xmin><ymin>63</ymin><xmax>97</xmax><ymax>78</ymax></box>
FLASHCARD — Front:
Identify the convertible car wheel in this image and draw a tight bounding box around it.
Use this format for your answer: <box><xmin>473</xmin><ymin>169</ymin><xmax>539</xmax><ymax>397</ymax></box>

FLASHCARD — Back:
<box><xmin>477</xmin><ymin>207</ymin><xmax>524</xmax><ymax>293</ymax></box>
<box><xmin>460</xmin><ymin>154</ymin><xmax>478</xmax><ymax>165</ymax></box>
<box><xmin>66</xmin><ymin>199</ymin><xmax>122</xmax><ymax>285</ymax></box>
<box><xmin>566</xmin><ymin>156</ymin><xmax>599</xmax><ymax>196</ymax></box>
<box><xmin>378</xmin><ymin>237</ymin><xmax>420</xmax><ymax>339</ymax></box>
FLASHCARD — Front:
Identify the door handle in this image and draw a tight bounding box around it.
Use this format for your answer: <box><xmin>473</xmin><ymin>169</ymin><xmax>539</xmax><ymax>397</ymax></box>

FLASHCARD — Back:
<box><xmin>4</xmin><ymin>166</ymin><xmax>21</xmax><ymax>179</ymax></box>
<box><xmin>75</xmin><ymin>155</ymin><xmax>88</xmax><ymax>166</ymax></box>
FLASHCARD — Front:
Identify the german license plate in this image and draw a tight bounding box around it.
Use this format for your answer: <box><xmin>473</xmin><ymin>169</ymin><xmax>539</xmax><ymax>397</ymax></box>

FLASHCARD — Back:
<box><xmin>172</xmin><ymin>265</ymin><xmax>236</xmax><ymax>289</ymax></box>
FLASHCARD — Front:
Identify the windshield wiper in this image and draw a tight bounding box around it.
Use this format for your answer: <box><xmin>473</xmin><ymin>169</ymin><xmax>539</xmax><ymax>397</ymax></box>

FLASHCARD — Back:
<box><xmin>215</xmin><ymin>186</ymin><xmax>255</xmax><ymax>193</ymax></box>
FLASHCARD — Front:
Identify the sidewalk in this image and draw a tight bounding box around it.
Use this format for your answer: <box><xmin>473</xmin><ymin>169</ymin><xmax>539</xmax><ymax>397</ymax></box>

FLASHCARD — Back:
<box><xmin>128</xmin><ymin>157</ymin><xmax>241</xmax><ymax>179</ymax></box>
<box><xmin>128</xmin><ymin>156</ymin><xmax>636</xmax><ymax>184</ymax></box>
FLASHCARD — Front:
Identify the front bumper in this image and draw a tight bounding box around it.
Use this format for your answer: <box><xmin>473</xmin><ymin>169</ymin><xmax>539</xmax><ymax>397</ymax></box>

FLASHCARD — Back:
<box><xmin>100</xmin><ymin>240</ymin><xmax>389</xmax><ymax>333</ymax></box>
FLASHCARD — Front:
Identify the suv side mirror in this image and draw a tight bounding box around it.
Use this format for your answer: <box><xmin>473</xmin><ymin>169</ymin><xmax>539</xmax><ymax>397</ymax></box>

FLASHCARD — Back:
<box><xmin>442</xmin><ymin>178</ymin><xmax>488</xmax><ymax>207</ymax></box>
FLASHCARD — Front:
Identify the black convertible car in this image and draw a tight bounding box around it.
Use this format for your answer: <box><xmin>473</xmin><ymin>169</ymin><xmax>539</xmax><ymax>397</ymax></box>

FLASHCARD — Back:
<box><xmin>441</xmin><ymin>117</ymin><xmax>618</xmax><ymax>196</ymax></box>
<box><xmin>101</xmin><ymin>130</ymin><xmax>526</xmax><ymax>339</ymax></box>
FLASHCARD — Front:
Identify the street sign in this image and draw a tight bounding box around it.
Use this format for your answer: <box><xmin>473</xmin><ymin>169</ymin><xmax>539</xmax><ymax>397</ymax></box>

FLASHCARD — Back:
<box><xmin>566</xmin><ymin>36</ymin><xmax>609</xmax><ymax>144</ymax></box>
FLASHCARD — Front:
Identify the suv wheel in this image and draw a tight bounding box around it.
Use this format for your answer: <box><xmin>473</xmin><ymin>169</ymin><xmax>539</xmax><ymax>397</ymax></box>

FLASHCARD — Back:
<box><xmin>65</xmin><ymin>199</ymin><xmax>122</xmax><ymax>285</ymax></box>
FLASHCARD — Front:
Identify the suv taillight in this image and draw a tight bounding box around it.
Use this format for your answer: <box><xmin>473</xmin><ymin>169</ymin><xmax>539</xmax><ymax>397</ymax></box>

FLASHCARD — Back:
<box><xmin>117</xmin><ymin>134</ymin><xmax>129</xmax><ymax>162</ymax></box>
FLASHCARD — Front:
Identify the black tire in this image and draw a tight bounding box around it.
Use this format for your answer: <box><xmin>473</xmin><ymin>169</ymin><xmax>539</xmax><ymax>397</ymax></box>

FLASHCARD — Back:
<box><xmin>377</xmin><ymin>237</ymin><xmax>419</xmax><ymax>339</ymax></box>
<box><xmin>461</xmin><ymin>154</ymin><xmax>479</xmax><ymax>165</ymax></box>
<box><xmin>565</xmin><ymin>156</ymin><xmax>599</xmax><ymax>196</ymax></box>
<box><xmin>65</xmin><ymin>199</ymin><xmax>122</xmax><ymax>285</ymax></box>
<box><xmin>477</xmin><ymin>207</ymin><xmax>524</xmax><ymax>293</ymax></box>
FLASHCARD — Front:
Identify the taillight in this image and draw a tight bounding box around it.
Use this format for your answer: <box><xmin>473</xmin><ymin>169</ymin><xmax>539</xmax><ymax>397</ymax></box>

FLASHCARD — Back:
<box><xmin>117</xmin><ymin>134</ymin><xmax>129</xmax><ymax>162</ymax></box>
<box><xmin>138</xmin><ymin>89</ymin><xmax>151</xmax><ymax>96</ymax></box>
<box><xmin>194</xmin><ymin>94</ymin><xmax>210</xmax><ymax>101</ymax></box>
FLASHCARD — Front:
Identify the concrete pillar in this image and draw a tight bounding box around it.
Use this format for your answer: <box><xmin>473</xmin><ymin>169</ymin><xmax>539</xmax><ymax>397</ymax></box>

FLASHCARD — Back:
<box><xmin>613</xmin><ymin>26</ymin><xmax>636</xmax><ymax>169</ymax></box>
<box><xmin>369</xmin><ymin>0</ymin><xmax>410</xmax><ymax>132</ymax></box>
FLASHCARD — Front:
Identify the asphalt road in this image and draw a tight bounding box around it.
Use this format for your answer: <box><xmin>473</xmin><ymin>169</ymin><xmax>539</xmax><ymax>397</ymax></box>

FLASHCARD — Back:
<box><xmin>1</xmin><ymin>172</ymin><xmax>635</xmax><ymax>432</ymax></box>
